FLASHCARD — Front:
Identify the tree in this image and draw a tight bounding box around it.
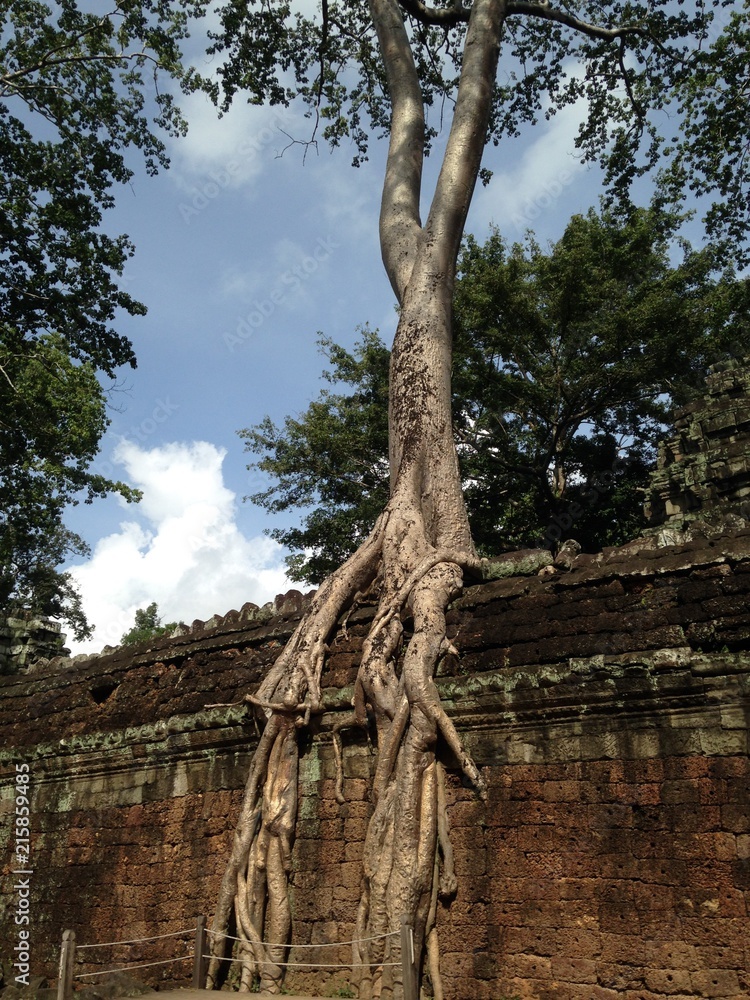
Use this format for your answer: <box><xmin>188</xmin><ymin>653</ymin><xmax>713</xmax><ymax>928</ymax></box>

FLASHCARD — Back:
<box><xmin>243</xmin><ymin>210</ymin><xmax>749</xmax><ymax>583</ymax></box>
<box><xmin>652</xmin><ymin>3</ymin><xmax>750</xmax><ymax>267</ymax></box>
<box><xmin>0</xmin><ymin>334</ymin><xmax>139</xmax><ymax>639</ymax></box>
<box><xmin>453</xmin><ymin>207</ymin><xmax>750</xmax><ymax>552</ymax></box>
<box><xmin>1</xmin><ymin>1</ymin><xmax>207</xmax><ymax>631</ymax></box>
<box><xmin>120</xmin><ymin>602</ymin><xmax>178</xmax><ymax>645</ymax></box>
<box><xmin>201</xmin><ymin>3</ymin><xmax>750</xmax><ymax>997</ymax></box>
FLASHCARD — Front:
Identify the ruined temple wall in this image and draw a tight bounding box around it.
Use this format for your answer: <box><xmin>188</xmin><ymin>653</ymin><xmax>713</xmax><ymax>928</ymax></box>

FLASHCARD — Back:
<box><xmin>1</xmin><ymin>528</ymin><xmax>749</xmax><ymax>1000</ymax></box>
<box><xmin>435</xmin><ymin>723</ymin><xmax>749</xmax><ymax>1000</ymax></box>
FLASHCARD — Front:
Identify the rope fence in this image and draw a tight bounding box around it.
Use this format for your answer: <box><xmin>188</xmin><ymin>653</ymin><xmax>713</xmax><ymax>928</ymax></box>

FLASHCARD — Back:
<box><xmin>75</xmin><ymin>955</ymin><xmax>194</xmax><ymax>977</ymax></box>
<box><xmin>57</xmin><ymin>915</ymin><xmax>418</xmax><ymax>1000</ymax></box>
<box><xmin>206</xmin><ymin>927</ymin><xmax>400</xmax><ymax>947</ymax></box>
<box><xmin>77</xmin><ymin>927</ymin><xmax>196</xmax><ymax>950</ymax></box>
<box><xmin>203</xmin><ymin>955</ymin><xmax>403</xmax><ymax>969</ymax></box>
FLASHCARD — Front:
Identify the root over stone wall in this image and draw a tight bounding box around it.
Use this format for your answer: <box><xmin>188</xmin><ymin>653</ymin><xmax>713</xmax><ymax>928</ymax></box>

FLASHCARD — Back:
<box><xmin>1</xmin><ymin>527</ymin><xmax>749</xmax><ymax>1000</ymax></box>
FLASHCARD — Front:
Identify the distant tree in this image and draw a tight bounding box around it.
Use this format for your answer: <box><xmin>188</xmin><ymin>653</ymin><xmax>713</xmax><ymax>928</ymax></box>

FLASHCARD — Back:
<box><xmin>453</xmin><ymin>207</ymin><xmax>749</xmax><ymax>551</ymax></box>
<box><xmin>120</xmin><ymin>602</ymin><xmax>178</xmax><ymax>646</ymax></box>
<box><xmin>0</xmin><ymin>1</ymin><xmax>206</xmax><ymax>632</ymax></box>
<box><xmin>243</xmin><ymin>208</ymin><xmax>749</xmax><ymax>584</ymax></box>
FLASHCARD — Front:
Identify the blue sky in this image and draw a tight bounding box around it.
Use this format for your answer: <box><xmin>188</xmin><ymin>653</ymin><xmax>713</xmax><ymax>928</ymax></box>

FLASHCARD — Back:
<box><xmin>63</xmin><ymin>64</ymin><xmax>609</xmax><ymax>653</ymax></box>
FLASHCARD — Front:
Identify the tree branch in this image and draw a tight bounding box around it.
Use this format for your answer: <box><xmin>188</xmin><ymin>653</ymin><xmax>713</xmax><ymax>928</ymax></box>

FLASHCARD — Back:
<box><xmin>423</xmin><ymin>0</ymin><xmax>507</xmax><ymax>280</ymax></box>
<box><xmin>505</xmin><ymin>1</ymin><xmax>647</xmax><ymax>42</ymax></box>
<box><xmin>1</xmin><ymin>49</ymin><xmax>153</xmax><ymax>94</ymax></box>
<box><xmin>397</xmin><ymin>0</ymin><xmax>470</xmax><ymax>27</ymax></box>
<box><xmin>0</xmin><ymin>5</ymin><xmax>148</xmax><ymax>92</ymax></box>
<box><xmin>369</xmin><ymin>0</ymin><xmax>425</xmax><ymax>301</ymax></box>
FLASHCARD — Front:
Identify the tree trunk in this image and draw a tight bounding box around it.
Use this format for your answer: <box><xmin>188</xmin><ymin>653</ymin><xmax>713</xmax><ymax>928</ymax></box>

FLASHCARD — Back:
<box><xmin>206</xmin><ymin>0</ymin><xmax>506</xmax><ymax>995</ymax></box>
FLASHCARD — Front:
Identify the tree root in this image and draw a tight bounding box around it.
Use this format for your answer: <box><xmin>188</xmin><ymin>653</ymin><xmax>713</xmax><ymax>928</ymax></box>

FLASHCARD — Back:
<box><xmin>207</xmin><ymin>500</ymin><xmax>486</xmax><ymax>998</ymax></box>
<box><xmin>368</xmin><ymin>547</ymin><xmax>482</xmax><ymax>643</ymax></box>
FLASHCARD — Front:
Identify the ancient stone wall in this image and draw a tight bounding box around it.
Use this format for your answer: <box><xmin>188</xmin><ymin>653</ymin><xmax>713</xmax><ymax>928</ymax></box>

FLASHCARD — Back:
<box><xmin>1</xmin><ymin>527</ymin><xmax>749</xmax><ymax>1000</ymax></box>
<box><xmin>0</xmin><ymin>614</ymin><xmax>68</xmax><ymax>676</ymax></box>
<box><xmin>645</xmin><ymin>357</ymin><xmax>750</xmax><ymax>530</ymax></box>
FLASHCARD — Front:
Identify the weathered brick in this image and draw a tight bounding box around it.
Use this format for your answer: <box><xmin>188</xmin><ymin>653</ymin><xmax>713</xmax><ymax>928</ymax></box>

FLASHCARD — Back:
<box><xmin>596</xmin><ymin>962</ymin><xmax>647</xmax><ymax>990</ymax></box>
<box><xmin>551</xmin><ymin>956</ymin><xmax>598</xmax><ymax>983</ymax></box>
<box><xmin>643</xmin><ymin>968</ymin><xmax>693</xmax><ymax>993</ymax></box>
<box><xmin>690</xmin><ymin>968</ymin><xmax>742</xmax><ymax>997</ymax></box>
<box><xmin>721</xmin><ymin>803</ymin><xmax>750</xmax><ymax>833</ymax></box>
<box><xmin>508</xmin><ymin>953</ymin><xmax>553</xmax><ymax>979</ymax></box>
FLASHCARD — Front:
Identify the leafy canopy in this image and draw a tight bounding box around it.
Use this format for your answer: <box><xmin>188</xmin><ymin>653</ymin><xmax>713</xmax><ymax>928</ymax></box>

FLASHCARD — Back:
<box><xmin>1</xmin><ymin>0</ymin><xmax>209</xmax><ymax>373</ymax></box>
<box><xmin>0</xmin><ymin>1</ymin><xmax>208</xmax><ymax>632</ymax></box>
<box><xmin>202</xmin><ymin>0</ymin><xmax>750</xmax><ymax>260</ymax></box>
<box><xmin>658</xmin><ymin>3</ymin><xmax>750</xmax><ymax>262</ymax></box>
<box><xmin>453</xmin><ymin>206</ymin><xmax>749</xmax><ymax>550</ymax></box>
<box><xmin>243</xmin><ymin>208</ymin><xmax>750</xmax><ymax>583</ymax></box>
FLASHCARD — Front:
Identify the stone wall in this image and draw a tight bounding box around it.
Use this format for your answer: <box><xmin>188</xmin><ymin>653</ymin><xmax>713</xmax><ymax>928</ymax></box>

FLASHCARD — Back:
<box><xmin>645</xmin><ymin>358</ymin><xmax>750</xmax><ymax>530</ymax></box>
<box><xmin>0</xmin><ymin>614</ymin><xmax>68</xmax><ymax>676</ymax></box>
<box><xmin>1</xmin><ymin>525</ymin><xmax>749</xmax><ymax>1000</ymax></box>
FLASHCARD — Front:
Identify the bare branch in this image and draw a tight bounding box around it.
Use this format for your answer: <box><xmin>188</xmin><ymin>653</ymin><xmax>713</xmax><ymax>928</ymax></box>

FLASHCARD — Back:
<box><xmin>275</xmin><ymin>127</ymin><xmax>319</xmax><ymax>164</ymax></box>
<box><xmin>506</xmin><ymin>1</ymin><xmax>647</xmax><ymax>42</ymax></box>
<box><xmin>398</xmin><ymin>0</ymin><xmax>470</xmax><ymax>27</ymax></box>
<box><xmin>0</xmin><ymin>363</ymin><xmax>18</xmax><ymax>393</ymax></box>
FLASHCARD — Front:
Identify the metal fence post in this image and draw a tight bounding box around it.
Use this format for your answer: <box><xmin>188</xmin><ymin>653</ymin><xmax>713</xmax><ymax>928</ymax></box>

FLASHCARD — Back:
<box><xmin>192</xmin><ymin>915</ymin><xmax>208</xmax><ymax>988</ymax></box>
<box><xmin>400</xmin><ymin>915</ymin><xmax>417</xmax><ymax>1000</ymax></box>
<box><xmin>57</xmin><ymin>929</ymin><xmax>76</xmax><ymax>1000</ymax></box>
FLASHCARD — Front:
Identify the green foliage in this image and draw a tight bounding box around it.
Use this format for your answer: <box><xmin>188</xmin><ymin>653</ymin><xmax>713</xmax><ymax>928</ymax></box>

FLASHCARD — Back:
<box><xmin>120</xmin><ymin>602</ymin><xmax>178</xmax><ymax>646</ymax></box>
<box><xmin>243</xmin><ymin>209</ymin><xmax>750</xmax><ymax>583</ymax></box>
<box><xmin>0</xmin><ymin>1</ymin><xmax>207</xmax><ymax>633</ymax></box>
<box><xmin>453</xmin><ymin>206</ymin><xmax>749</xmax><ymax>552</ymax></box>
<box><xmin>0</xmin><ymin>335</ymin><xmax>141</xmax><ymax>638</ymax></box>
<box><xmin>1</xmin><ymin>0</ymin><xmax>209</xmax><ymax>374</ymax></box>
<box><xmin>656</xmin><ymin>2</ymin><xmax>750</xmax><ymax>265</ymax></box>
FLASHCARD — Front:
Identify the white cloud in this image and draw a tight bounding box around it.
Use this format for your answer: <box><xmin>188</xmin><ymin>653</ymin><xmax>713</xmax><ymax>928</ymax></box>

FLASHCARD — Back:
<box><xmin>472</xmin><ymin>98</ymin><xmax>590</xmax><ymax>236</ymax></box>
<box><xmin>67</xmin><ymin>440</ymin><xmax>293</xmax><ymax>655</ymax></box>
<box><xmin>170</xmin><ymin>92</ymin><xmax>297</xmax><ymax>192</ymax></box>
